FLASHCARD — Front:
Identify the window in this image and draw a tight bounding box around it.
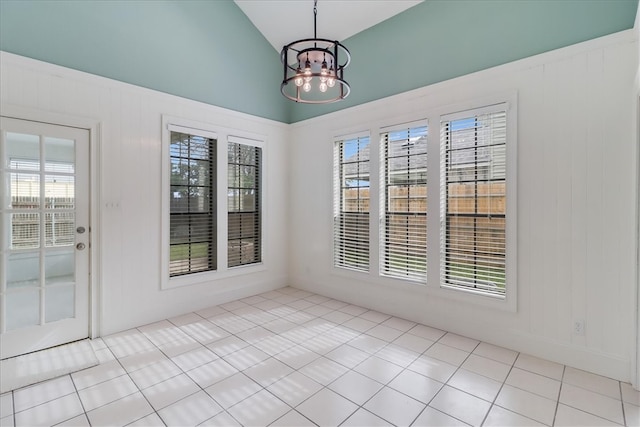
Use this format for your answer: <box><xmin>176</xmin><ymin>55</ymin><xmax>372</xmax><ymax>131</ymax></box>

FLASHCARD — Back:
<box><xmin>228</xmin><ymin>137</ymin><xmax>262</xmax><ymax>267</ymax></box>
<box><xmin>333</xmin><ymin>135</ymin><xmax>370</xmax><ymax>271</ymax></box>
<box><xmin>162</xmin><ymin>118</ymin><xmax>267</xmax><ymax>289</ymax></box>
<box><xmin>440</xmin><ymin>105</ymin><xmax>507</xmax><ymax>297</ymax></box>
<box><xmin>381</xmin><ymin>124</ymin><xmax>428</xmax><ymax>281</ymax></box>
<box><xmin>169</xmin><ymin>130</ymin><xmax>216</xmax><ymax>277</ymax></box>
<box><xmin>328</xmin><ymin>97</ymin><xmax>515</xmax><ymax>306</ymax></box>
<box><xmin>9</xmin><ymin>160</ymin><xmax>75</xmax><ymax>248</ymax></box>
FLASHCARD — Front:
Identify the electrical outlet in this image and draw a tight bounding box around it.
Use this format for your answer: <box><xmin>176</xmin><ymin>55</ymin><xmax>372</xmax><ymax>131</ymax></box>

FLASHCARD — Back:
<box><xmin>573</xmin><ymin>320</ymin><xmax>585</xmax><ymax>335</ymax></box>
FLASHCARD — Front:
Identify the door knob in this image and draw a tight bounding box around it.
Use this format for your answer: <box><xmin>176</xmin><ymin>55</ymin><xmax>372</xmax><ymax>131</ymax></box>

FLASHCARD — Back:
<box><xmin>76</xmin><ymin>226</ymin><xmax>86</xmax><ymax>234</ymax></box>
<box><xmin>76</xmin><ymin>242</ymin><xmax>86</xmax><ymax>250</ymax></box>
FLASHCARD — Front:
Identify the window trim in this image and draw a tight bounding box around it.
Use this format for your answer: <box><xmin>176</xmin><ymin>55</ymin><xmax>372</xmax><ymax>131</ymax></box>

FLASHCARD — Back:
<box><xmin>440</xmin><ymin>104</ymin><xmax>508</xmax><ymax>297</ymax></box>
<box><xmin>434</xmin><ymin>95</ymin><xmax>517</xmax><ymax>312</ymax></box>
<box><xmin>327</xmin><ymin>93</ymin><xmax>517</xmax><ymax>312</ymax></box>
<box><xmin>161</xmin><ymin>115</ymin><xmax>266</xmax><ymax>290</ymax></box>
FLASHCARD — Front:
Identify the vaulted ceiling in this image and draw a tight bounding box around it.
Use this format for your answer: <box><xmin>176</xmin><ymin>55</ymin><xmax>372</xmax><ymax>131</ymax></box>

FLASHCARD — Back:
<box><xmin>234</xmin><ymin>0</ymin><xmax>422</xmax><ymax>52</ymax></box>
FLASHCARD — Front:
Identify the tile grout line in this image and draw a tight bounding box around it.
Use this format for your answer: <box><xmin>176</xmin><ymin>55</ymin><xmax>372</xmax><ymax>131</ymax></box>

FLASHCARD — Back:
<box><xmin>157</xmin><ymin>321</ymin><xmax>261</xmax><ymax>427</ymax></box>
<box><xmin>433</xmin><ymin>338</ymin><xmax>485</xmax><ymax>426</ymax></box>
<box><xmin>11</xmin><ymin>390</ymin><xmax>15</xmax><ymax>427</ymax></box>
<box><xmin>478</xmin><ymin>351</ymin><xmax>518</xmax><ymax>427</ymax></box>
<box><xmin>112</xmin><ymin>339</ymin><xmax>168</xmax><ymax>427</ymax></box>
<box><xmin>407</xmin><ymin>334</ymin><xmax>475</xmax><ymax>426</ymax></box>
<box><xmin>552</xmin><ymin>365</ymin><xmax>567</xmax><ymax>426</ymax></box>
<box><xmin>188</xmin><ymin>295</ymin><xmax>340</xmax><ymax>426</ymax></box>
<box><xmin>619</xmin><ymin>380</ymin><xmax>627</xmax><ymax>427</ymax></box>
<box><xmin>68</xmin><ymin>372</ymin><xmax>90</xmax><ymax>426</ymax></box>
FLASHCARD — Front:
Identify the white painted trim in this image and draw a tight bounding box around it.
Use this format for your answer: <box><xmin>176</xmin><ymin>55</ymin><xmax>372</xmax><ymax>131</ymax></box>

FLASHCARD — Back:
<box><xmin>634</xmin><ymin>7</ymin><xmax>640</xmax><ymax>390</ymax></box>
<box><xmin>635</xmin><ymin>92</ymin><xmax>640</xmax><ymax>390</ymax></box>
<box><xmin>0</xmin><ymin>103</ymin><xmax>103</xmax><ymax>339</ymax></box>
<box><xmin>332</xmin><ymin>130</ymin><xmax>370</xmax><ymax>143</ymax></box>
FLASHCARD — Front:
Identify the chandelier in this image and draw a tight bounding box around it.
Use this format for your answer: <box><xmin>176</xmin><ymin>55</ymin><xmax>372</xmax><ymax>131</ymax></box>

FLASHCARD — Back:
<box><xmin>280</xmin><ymin>0</ymin><xmax>351</xmax><ymax>104</ymax></box>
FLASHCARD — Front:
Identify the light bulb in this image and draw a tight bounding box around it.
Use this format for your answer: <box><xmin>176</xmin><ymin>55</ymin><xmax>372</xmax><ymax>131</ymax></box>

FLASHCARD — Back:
<box><xmin>304</xmin><ymin>60</ymin><xmax>312</xmax><ymax>82</ymax></box>
<box><xmin>320</xmin><ymin>60</ymin><xmax>328</xmax><ymax>82</ymax></box>
<box><xmin>302</xmin><ymin>82</ymin><xmax>312</xmax><ymax>92</ymax></box>
<box><xmin>327</xmin><ymin>65</ymin><xmax>336</xmax><ymax>87</ymax></box>
<box><xmin>294</xmin><ymin>66</ymin><xmax>304</xmax><ymax>87</ymax></box>
<box><xmin>319</xmin><ymin>82</ymin><xmax>328</xmax><ymax>92</ymax></box>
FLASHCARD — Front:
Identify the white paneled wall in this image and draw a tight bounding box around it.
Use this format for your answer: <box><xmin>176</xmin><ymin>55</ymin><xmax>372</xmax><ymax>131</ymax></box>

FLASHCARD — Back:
<box><xmin>0</xmin><ymin>29</ymin><xmax>638</xmax><ymax>383</ymax></box>
<box><xmin>289</xmin><ymin>31</ymin><xmax>638</xmax><ymax>382</ymax></box>
<box><xmin>0</xmin><ymin>52</ymin><xmax>290</xmax><ymax>336</ymax></box>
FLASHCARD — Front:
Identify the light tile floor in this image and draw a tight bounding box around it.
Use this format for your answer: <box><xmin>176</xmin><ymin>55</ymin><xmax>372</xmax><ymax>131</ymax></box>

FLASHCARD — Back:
<box><xmin>1</xmin><ymin>287</ymin><xmax>639</xmax><ymax>427</ymax></box>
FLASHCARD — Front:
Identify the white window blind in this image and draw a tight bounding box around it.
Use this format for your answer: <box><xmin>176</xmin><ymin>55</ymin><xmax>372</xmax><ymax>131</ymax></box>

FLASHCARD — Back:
<box><xmin>440</xmin><ymin>106</ymin><xmax>507</xmax><ymax>297</ymax></box>
<box><xmin>169</xmin><ymin>130</ymin><xmax>217</xmax><ymax>276</ymax></box>
<box><xmin>380</xmin><ymin>124</ymin><xmax>428</xmax><ymax>281</ymax></box>
<box><xmin>333</xmin><ymin>135</ymin><xmax>370</xmax><ymax>271</ymax></box>
<box><xmin>227</xmin><ymin>139</ymin><xmax>262</xmax><ymax>268</ymax></box>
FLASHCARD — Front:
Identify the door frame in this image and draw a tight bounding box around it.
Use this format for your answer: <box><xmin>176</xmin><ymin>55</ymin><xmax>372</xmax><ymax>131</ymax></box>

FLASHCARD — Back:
<box><xmin>1</xmin><ymin>104</ymin><xmax>102</xmax><ymax>340</ymax></box>
<box><xmin>635</xmin><ymin>94</ymin><xmax>640</xmax><ymax>390</ymax></box>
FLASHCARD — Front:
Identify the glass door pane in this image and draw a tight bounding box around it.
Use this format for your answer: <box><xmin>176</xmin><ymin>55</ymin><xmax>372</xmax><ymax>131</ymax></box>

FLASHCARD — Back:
<box><xmin>3</xmin><ymin>131</ymin><xmax>77</xmax><ymax>331</ymax></box>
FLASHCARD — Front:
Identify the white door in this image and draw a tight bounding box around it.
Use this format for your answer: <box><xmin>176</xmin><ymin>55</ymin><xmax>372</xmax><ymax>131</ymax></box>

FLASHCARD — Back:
<box><xmin>0</xmin><ymin>117</ymin><xmax>90</xmax><ymax>359</ymax></box>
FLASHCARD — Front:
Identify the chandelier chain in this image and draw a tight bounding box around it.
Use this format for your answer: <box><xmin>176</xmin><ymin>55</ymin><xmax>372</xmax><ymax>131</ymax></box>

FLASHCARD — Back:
<box><xmin>313</xmin><ymin>0</ymin><xmax>318</xmax><ymax>39</ymax></box>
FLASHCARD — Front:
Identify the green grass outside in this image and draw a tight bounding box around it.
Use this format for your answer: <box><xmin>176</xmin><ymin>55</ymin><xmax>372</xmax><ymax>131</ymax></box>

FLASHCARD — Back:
<box><xmin>447</xmin><ymin>262</ymin><xmax>505</xmax><ymax>288</ymax></box>
<box><xmin>338</xmin><ymin>248</ymin><xmax>505</xmax><ymax>288</ymax></box>
<box><xmin>170</xmin><ymin>243</ymin><xmax>209</xmax><ymax>261</ymax></box>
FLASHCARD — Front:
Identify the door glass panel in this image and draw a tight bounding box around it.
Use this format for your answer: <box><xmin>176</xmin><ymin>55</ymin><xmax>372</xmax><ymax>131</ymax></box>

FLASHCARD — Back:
<box><xmin>5</xmin><ymin>132</ymin><xmax>39</xmax><ymax>169</ymax></box>
<box><xmin>6</xmin><ymin>252</ymin><xmax>40</xmax><ymax>288</ymax></box>
<box><xmin>6</xmin><ymin>290</ymin><xmax>40</xmax><ymax>330</ymax></box>
<box><xmin>11</xmin><ymin>212</ymin><xmax>40</xmax><ymax>249</ymax></box>
<box><xmin>44</xmin><ymin>137</ymin><xmax>75</xmax><ymax>173</ymax></box>
<box><xmin>45</xmin><ymin>212</ymin><xmax>74</xmax><ymax>247</ymax></box>
<box><xmin>9</xmin><ymin>173</ymin><xmax>40</xmax><ymax>209</ymax></box>
<box><xmin>45</xmin><ymin>175</ymin><xmax>74</xmax><ymax>210</ymax></box>
<box><xmin>45</xmin><ymin>249</ymin><xmax>74</xmax><ymax>285</ymax></box>
<box><xmin>45</xmin><ymin>286</ymin><xmax>74</xmax><ymax>323</ymax></box>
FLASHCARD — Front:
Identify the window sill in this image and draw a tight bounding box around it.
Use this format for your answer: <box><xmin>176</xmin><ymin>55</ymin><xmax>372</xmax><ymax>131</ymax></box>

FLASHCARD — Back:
<box><xmin>161</xmin><ymin>262</ymin><xmax>266</xmax><ymax>290</ymax></box>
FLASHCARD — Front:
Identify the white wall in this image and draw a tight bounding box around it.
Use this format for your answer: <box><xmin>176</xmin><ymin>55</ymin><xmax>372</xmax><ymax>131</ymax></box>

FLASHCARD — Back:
<box><xmin>0</xmin><ymin>52</ymin><xmax>290</xmax><ymax>336</ymax></box>
<box><xmin>289</xmin><ymin>30</ymin><xmax>638</xmax><ymax>382</ymax></box>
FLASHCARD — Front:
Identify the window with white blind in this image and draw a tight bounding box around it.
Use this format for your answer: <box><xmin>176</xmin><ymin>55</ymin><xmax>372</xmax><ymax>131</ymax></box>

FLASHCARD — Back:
<box><xmin>333</xmin><ymin>135</ymin><xmax>370</xmax><ymax>271</ymax></box>
<box><xmin>169</xmin><ymin>129</ymin><xmax>217</xmax><ymax>277</ymax></box>
<box><xmin>380</xmin><ymin>123</ymin><xmax>428</xmax><ymax>281</ymax></box>
<box><xmin>228</xmin><ymin>137</ymin><xmax>262</xmax><ymax>268</ymax></box>
<box><xmin>440</xmin><ymin>104</ymin><xmax>507</xmax><ymax>297</ymax></box>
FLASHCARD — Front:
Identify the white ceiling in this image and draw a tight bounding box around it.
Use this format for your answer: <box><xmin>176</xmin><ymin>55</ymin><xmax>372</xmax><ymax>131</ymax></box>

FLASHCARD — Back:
<box><xmin>234</xmin><ymin>0</ymin><xmax>423</xmax><ymax>52</ymax></box>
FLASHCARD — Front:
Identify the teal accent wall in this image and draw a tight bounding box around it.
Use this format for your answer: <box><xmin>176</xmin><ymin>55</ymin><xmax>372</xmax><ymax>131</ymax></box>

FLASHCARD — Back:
<box><xmin>1</xmin><ymin>0</ymin><xmax>638</xmax><ymax>124</ymax></box>
<box><xmin>0</xmin><ymin>0</ymin><xmax>289</xmax><ymax>123</ymax></box>
<box><xmin>288</xmin><ymin>0</ymin><xmax>639</xmax><ymax>123</ymax></box>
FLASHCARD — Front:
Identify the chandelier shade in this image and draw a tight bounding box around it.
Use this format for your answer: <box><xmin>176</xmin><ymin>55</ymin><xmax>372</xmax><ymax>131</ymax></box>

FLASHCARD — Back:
<box><xmin>280</xmin><ymin>1</ymin><xmax>351</xmax><ymax>104</ymax></box>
